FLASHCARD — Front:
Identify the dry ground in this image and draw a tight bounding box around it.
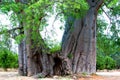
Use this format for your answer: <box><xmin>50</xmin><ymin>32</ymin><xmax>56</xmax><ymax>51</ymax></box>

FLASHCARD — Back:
<box><xmin>0</xmin><ymin>70</ymin><xmax>120</xmax><ymax>80</ymax></box>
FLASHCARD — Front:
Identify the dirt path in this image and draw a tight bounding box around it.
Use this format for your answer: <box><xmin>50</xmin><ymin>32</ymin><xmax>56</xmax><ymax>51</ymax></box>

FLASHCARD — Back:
<box><xmin>0</xmin><ymin>71</ymin><xmax>120</xmax><ymax>80</ymax></box>
<box><xmin>0</xmin><ymin>72</ymin><xmax>36</xmax><ymax>80</ymax></box>
<box><xmin>96</xmin><ymin>72</ymin><xmax>120</xmax><ymax>80</ymax></box>
<box><xmin>96</xmin><ymin>72</ymin><xmax>120</xmax><ymax>76</ymax></box>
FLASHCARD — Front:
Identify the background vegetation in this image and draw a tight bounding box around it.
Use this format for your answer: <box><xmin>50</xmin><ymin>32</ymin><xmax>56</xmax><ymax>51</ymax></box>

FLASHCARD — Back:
<box><xmin>0</xmin><ymin>48</ymin><xmax>18</xmax><ymax>70</ymax></box>
<box><xmin>96</xmin><ymin>2</ymin><xmax>120</xmax><ymax>70</ymax></box>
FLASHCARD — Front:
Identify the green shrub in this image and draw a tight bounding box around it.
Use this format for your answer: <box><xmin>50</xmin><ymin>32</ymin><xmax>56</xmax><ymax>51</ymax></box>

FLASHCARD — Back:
<box><xmin>96</xmin><ymin>55</ymin><xmax>106</xmax><ymax>70</ymax></box>
<box><xmin>50</xmin><ymin>44</ymin><xmax>61</xmax><ymax>53</ymax></box>
<box><xmin>0</xmin><ymin>48</ymin><xmax>18</xmax><ymax>70</ymax></box>
<box><xmin>105</xmin><ymin>56</ymin><xmax>116</xmax><ymax>70</ymax></box>
<box><xmin>97</xmin><ymin>55</ymin><xmax>116</xmax><ymax>70</ymax></box>
<box><xmin>111</xmin><ymin>52</ymin><xmax>120</xmax><ymax>69</ymax></box>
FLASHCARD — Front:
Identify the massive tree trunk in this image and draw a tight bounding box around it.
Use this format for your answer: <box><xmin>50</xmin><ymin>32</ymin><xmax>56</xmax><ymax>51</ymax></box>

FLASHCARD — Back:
<box><xmin>61</xmin><ymin>0</ymin><xmax>103</xmax><ymax>74</ymax></box>
<box><xmin>24</xmin><ymin>26</ymin><xmax>55</xmax><ymax>76</ymax></box>
<box><xmin>17</xmin><ymin>0</ymin><xmax>55</xmax><ymax>77</ymax></box>
<box><xmin>18</xmin><ymin>0</ymin><xmax>103</xmax><ymax>77</ymax></box>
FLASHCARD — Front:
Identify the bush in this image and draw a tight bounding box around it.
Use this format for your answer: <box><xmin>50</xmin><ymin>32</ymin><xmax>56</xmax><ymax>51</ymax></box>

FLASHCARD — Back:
<box><xmin>97</xmin><ymin>55</ymin><xmax>116</xmax><ymax>70</ymax></box>
<box><xmin>105</xmin><ymin>56</ymin><xmax>116</xmax><ymax>70</ymax></box>
<box><xmin>0</xmin><ymin>48</ymin><xmax>18</xmax><ymax>70</ymax></box>
<box><xmin>96</xmin><ymin>55</ymin><xmax>106</xmax><ymax>70</ymax></box>
<box><xmin>111</xmin><ymin>52</ymin><xmax>120</xmax><ymax>69</ymax></box>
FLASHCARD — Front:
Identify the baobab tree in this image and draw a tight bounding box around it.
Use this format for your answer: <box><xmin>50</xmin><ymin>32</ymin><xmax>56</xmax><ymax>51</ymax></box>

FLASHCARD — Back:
<box><xmin>0</xmin><ymin>0</ymin><xmax>118</xmax><ymax>77</ymax></box>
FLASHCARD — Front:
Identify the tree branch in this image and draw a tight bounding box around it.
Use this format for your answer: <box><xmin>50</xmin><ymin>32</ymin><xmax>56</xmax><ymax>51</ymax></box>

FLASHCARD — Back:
<box><xmin>0</xmin><ymin>27</ymin><xmax>23</xmax><ymax>35</ymax></box>
<box><xmin>86</xmin><ymin>0</ymin><xmax>93</xmax><ymax>6</ymax></box>
<box><xmin>101</xmin><ymin>7</ymin><xmax>111</xmax><ymax>23</ymax></box>
<box><xmin>52</xmin><ymin>11</ymin><xmax>63</xmax><ymax>27</ymax></box>
<box><xmin>86</xmin><ymin>0</ymin><xmax>98</xmax><ymax>7</ymax></box>
<box><xmin>95</xmin><ymin>0</ymin><xmax>104</xmax><ymax>11</ymax></box>
<box><xmin>101</xmin><ymin>7</ymin><xmax>113</xmax><ymax>35</ymax></box>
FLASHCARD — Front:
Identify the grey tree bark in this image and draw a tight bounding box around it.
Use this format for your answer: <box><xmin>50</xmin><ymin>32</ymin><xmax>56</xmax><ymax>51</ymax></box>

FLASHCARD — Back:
<box><xmin>18</xmin><ymin>39</ymin><xmax>27</xmax><ymax>76</ymax></box>
<box><xmin>18</xmin><ymin>21</ymin><xmax>27</xmax><ymax>76</ymax></box>
<box><xmin>17</xmin><ymin>0</ymin><xmax>28</xmax><ymax>76</ymax></box>
<box><xmin>16</xmin><ymin>0</ymin><xmax>54</xmax><ymax>77</ymax></box>
<box><xmin>61</xmin><ymin>0</ymin><xmax>104</xmax><ymax>74</ymax></box>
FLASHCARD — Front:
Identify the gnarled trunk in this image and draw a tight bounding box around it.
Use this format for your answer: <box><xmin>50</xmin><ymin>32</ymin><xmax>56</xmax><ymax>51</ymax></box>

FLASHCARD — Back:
<box><xmin>24</xmin><ymin>22</ymin><xmax>55</xmax><ymax>76</ymax></box>
<box><xmin>18</xmin><ymin>0</ymin><xmax>103</xmax><ymax>77</ymax></box>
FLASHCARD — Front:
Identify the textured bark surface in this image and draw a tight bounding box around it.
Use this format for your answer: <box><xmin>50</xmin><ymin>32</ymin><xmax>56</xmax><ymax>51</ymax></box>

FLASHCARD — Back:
<box><xmin>24</xmin><ymin>20</ymin><xmax>57</xmax><ymax>76</ymax></box>
<box><xmin>18</xmin><ymin>41</ymin><xmax>24</xmax><ymax>75</ymax></box>
<box><xmin>61</xmin><ymin>0</ymin><xmax>103</xmax><ymax>74</ymax></box>
<box><xmin>17</xmin><ymin>0</ymin><xmax>58</xmax><ymax>77</ymax></box>
<box><xmin>18</xmin><ymin>40</ymin><xmax>27</xmax><ymax>76</ymax></box>
<box><xmin>18</xmin><ymin>23</ymin><xmax>27</xmax><ymax>76</ymax></box>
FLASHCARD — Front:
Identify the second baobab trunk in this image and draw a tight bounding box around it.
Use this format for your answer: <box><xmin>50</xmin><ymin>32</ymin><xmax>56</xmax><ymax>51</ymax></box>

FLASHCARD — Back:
<box><xmin>61</xmin><ymin>0</ymin><xmax>103</xmax><ymax>74</ymax></box>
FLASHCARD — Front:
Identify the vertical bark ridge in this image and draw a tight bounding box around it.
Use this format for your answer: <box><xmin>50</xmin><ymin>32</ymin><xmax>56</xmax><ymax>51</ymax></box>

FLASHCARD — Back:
<box><xmin>72</xmin><ymin>18</ymin><xmax>84</xmax><ymax>73</ymax></box>
<box><xmin>18</xmin><ymin>41</ymin><xmax>24</xmax><ymax>75</ymax></box>
<box><xmin>61</xmin><ymin>0</ymin><xmax>103</xmax><ymax>74</ymax></box>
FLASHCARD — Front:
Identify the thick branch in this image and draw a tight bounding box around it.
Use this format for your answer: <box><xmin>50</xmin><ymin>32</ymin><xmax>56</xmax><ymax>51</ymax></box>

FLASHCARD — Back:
<box><xmin>0</xmin><ymin>27</ymin><xmax>23</xmax><ymax>35</ymax></box>
<box><xmin>86</xmin><ymin>0</ymin><xmax>104</xmax><ymax>10</ymax></box>
<box><xmin>86</xmin><ymin>0</ymin><xmax>92</xmax><ymax>5</ymax></box>
<box><xmin>95</xmin><ymin>0</ymin><xmax>104</xmax><ymax>11</ymax></box>
<box><xmin>86</xmin><ymin>0</ymin><xmax>96</xmax><ymax>7</ymax></box>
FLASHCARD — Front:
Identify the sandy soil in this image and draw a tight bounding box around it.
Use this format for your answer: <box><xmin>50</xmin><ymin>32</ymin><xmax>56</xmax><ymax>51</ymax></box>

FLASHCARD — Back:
<box><xmin>0</xmin><ymin>71</ymin><xmax>120</xmax><ymax>80</ymax></box>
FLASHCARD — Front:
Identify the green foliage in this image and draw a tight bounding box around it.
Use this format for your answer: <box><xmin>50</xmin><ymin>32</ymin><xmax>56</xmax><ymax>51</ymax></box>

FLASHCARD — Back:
<box><xmin>96</xmin><ymin>0</ymin><xmax>120</xmax><ymax>70</ymax></box>
<box><xmin>0</xmin><ymin>2</ymin><xmax>23</xmax><ymax>14</ymax></box>
<box><xmin>97</xmin><ymin>15</ymin><xmax>120</xmax><ymax>56</ymax></box>
<box><xmin>0</xmin><ymin>0</ymin><xmax>89</xmax><ymax>50</ymax></box>
<box><xmin>97</xmin><ymin>16</ymin><xmax>119</xmax><ymax>70</ymax></box>
<box><xmin>0</xmin><ymin>30</ymin><xmax>12</xmax><ymax>49</ymax></box>
<box><xmin>107</xmin><ymin>0</ymin><xmax>119</xmax><ymax>8</ymax></box>
<box><xmin>105</xmin><ymin>56</ymin><xmax>116</xmax><ymax>70</ymax></box>
<box><xmin>15</xmin><ymin>34</ymin><xmax>25</xmax><ymax>44</ymax></box>
<box><xmin>67</xmin><ymin>53</ymin><xmax>73</xmax><ymax>59</ymax></box>
<box><xmin>97</xmin><ymin>35</ymin><xmax>119</xmax><ymax>55</ymax></box>
<box><xmin>56</xmin><ymin>0</ymin><xmax>89</xmax><ymax>19</ymax></box>
<box><xmin>111</xmin><ymin>52</ymin><xmax>120</xmax><ymax>69</ymax></box>
<box><xmin>49</xmin><ymin>43</ymin><xmax>61</xmax><ymax>53</ymax></box>
<box><xmin>97</xmin><ymin>54</ymin><xmax>116</xmax><ymax>70</ymax></box>
<box><xmin>0</xmin><ymin>48</ymin><xmax>18</xmax><ymax>70</ymax></box>
<box><xmin>96</xmin><ymin>54</ymin><xmax>106</xmax><ymax>70</ymax></box>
